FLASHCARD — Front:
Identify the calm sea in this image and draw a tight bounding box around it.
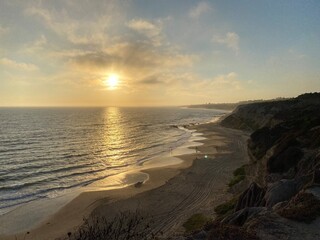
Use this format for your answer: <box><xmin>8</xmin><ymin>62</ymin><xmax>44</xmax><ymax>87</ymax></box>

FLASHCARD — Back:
<box><xmin>0</xmin><ymin>107</ymin><xmax>226</xmax><ymax>214</ymax></box>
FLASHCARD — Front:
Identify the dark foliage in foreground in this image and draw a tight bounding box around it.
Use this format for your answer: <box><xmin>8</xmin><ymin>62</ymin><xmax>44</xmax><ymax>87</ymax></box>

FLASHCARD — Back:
<box><xmin>207</xmin><ymin>221</ymin><xmax>260</xmax><ymax>240</ymax></box>
<box><xmin>62</xmin><ymin>210</ymin><xmax>155</xmax><ymax>240</ymax></box>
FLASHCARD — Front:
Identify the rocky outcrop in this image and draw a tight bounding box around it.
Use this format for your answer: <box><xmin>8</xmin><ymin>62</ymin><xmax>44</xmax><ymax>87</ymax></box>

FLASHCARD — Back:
<box><xmin>264</xmin><ymin>179</ymin><xmax>300</xmax><ymax>207</ymax></box>
<box><xmin>222</xmin><ymin>207</ymin><xmax>267</xmax><ymax>226</ymax></box>
<box><xmin>234</xmin><ymin>183</ymin><xmax>265</xmax><ymax>211</ymax></box>
<box><xmin>276</xmin><ymin>191</ymin><xmax>320</xmax><ymax>223</ymax></box>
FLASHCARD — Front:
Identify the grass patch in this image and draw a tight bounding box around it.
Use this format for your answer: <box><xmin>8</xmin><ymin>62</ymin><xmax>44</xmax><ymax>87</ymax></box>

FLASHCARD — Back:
<box><xmin>214</xmin><ymin>198</ymin><xmax>237</xmax><ymax>217</ymax></box>
<box><xmin>228</xmin><ymin>165</ymin><xmax>246</xmax><ymax>187</ymax></box>
<box><xmin>228</xmin><ymin>175</ymin><xmax>245</xmax><ymax>187</ymax></box>
<box><xmin>233</xmin><ymin>166</ymin><xmax>246</xmax><ymax>176</ymax></box>
<box><xmin>183</xmin><ymin>213</ymin><xmax>211</xmax><ymax>233</ymax></box>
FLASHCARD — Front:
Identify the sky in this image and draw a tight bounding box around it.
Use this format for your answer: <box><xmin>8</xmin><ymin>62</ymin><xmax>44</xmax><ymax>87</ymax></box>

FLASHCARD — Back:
<box><xmin>0</xmin><ymin>0</ymin><xmax>319</xmax><ymax>106</ymax></box>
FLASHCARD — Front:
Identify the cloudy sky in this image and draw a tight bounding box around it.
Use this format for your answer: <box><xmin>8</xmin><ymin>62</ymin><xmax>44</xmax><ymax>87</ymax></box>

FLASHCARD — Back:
<box><xmin>0</xmin><ymin>0</ymin><xmax>319</xmax><ymax>106</ymax></box>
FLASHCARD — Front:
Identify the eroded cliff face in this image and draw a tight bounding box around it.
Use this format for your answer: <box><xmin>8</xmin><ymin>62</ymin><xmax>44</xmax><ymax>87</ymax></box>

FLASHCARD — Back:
<box><xmin>217</xmin><ymin>93</ymin><xmax>320</xmax><ymax>240</ymax></box>
<box><xmin>221</xmin><ymin>93</ymin><xmax>320</xmax><ymax>187</ymax></box>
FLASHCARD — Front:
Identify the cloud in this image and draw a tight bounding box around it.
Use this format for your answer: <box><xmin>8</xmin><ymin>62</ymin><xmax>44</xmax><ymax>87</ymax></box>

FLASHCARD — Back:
<box><xmin>181</xmin><ymin>72</ymin><xmax>241</xmax><ymax>92</ymax></box>
<box><xmin>0</xmin><ymin>58</ymin><xmax>38</xmax><ymax>71</ymax></box>
<box><xmin>158</xmin><ymin>71</ymin><xmax>222</xmax><ymax>100</ymax></box>
<box><xmin>209</xmin><ymin>72</ymin><xmax>241</xmax><ymax>89</ymax></box>
<box><xmin>24</xmin><ymin>5</ymin><xmax>111</xmax><ymax>47</ymax></box>
<box><xmin>71</xmin><ymin>52</ymin><xmax>111</xmax><ymax>68</ymax></box>
<box><xmin>22</xmin><ymin>2</ymin><xmax>198</xmax><ymax>93</ymax></box>
<box><xmin>66</xmin><ymin>39</ymin><xmax>197</xmax><ymax>91</ymax></box>
<box><xmin>189</xmin><ymin>2</ymin><xmax>212</xmax><ymax>19</ymax></box>
<box><xmin>164</xmin><ymin>72</ymin><xmax>244</xmax><ymax>102</ymax></box>
<box><xmin>137</xmin><ymin>72</ymin><xmax>192</xmax><ymax>86</ymax></box>
<box><xmin>127</xmin><ymin>18</ymin><xmax>162</xmax><ymax>46</ymax></box>
<box><xmin>33</xmin><ymin>34</ymin><xmax>47</xmax><ymax>47</ymax></box>
<box><xmin>0</xmin><ymin>25</ymin><xmax>9</xmax><ymax>37</ymax></box>
<box><xmin>138</xmin><ymin>75</ymin><xmax>164</xmax><ymax>85</ymax></box>
<box><xmin>213</xmin><ymin>32</ymin><xmax>240</xmax><ymax>54</ymax></box>
<box><xmin>23</xmin><ymin>35</ymin><xmax>48</xmax><ymax>54</ymax></box>
<box><xmin>70</xmin><ymin>41</ymin><xmax>196</xmax><ymax>74</ymax></box>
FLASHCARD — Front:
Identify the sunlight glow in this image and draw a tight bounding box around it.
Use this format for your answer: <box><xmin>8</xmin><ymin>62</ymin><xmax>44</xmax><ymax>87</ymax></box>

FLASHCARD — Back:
<box><xmin>105</xmin><ymin>74</ymin><xmax>119</xmax><ymax>90</ymax></box>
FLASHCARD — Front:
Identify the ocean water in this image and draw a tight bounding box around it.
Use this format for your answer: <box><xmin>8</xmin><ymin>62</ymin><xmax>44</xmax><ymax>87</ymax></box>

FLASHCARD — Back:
<box><xmin>0</xmin><ymin>107</ymin><xmax>226</xmax><ymax>214</ymax></box>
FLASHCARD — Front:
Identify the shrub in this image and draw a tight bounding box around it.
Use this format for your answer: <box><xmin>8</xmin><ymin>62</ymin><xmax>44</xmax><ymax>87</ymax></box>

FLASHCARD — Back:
<box><xmin>61</xmin><ymin>210</ymin><xmax>155</xmax><ymax>240</ymax></box>
<box><xmin>233</xmin><ymin>166</ymin><xmax>246</xmax><ymax>176</ymax></box>
<box><xmin>183</xmin><ymin>213</ymin><xmax>211</xmax><ymax>233</ymax></box>
<box><xmin>228</xmin><ymin>175</ymin><xmax>245</xmax><ymax>187</ymax></box>
<box><xmin>214</xmin><ymin>198</ymin><xmax>237</xmax><ymax>217</ymax></box>
<box><xmin>228</xmin><ymin>165</ymin><xmax>246</xmax><ymax>187</ymax></box>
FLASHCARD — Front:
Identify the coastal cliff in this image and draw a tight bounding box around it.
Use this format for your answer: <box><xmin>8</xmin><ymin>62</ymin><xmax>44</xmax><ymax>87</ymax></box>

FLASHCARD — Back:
<box><xmin>200</xmin><ymin>93</ymin><xmax>320</xmax><ymax>240</ymax></box>
<box><xmin>175</xmin><ymin>93</ymin><xmax>320</xmax><ymax>240</ymax></box>
<box><xmin>221</xmin><ymin>93</ymin><xmax>320</xmax><ymax>187</ymax></box>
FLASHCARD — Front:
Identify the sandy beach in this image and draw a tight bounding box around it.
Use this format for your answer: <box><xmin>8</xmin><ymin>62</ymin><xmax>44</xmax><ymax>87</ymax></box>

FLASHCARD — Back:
<box><xmin>1</xmin><ymin>123</ymin><xmax>249</xmax><ymax>240</ymax></box>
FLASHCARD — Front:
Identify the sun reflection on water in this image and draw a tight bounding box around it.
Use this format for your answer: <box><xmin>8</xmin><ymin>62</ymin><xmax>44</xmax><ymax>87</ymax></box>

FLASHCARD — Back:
<box><xmin>102</xmin><ymin>107</ymin><xmax>126</xmax><ymax>165</ymax></box>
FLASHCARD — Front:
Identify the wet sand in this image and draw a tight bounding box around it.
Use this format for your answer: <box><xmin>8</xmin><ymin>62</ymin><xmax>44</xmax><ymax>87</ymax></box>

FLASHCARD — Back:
<box><xmin>1</xmin><ymin>123</ymin><xmax>249</xmax><ymax>240</ymax></box>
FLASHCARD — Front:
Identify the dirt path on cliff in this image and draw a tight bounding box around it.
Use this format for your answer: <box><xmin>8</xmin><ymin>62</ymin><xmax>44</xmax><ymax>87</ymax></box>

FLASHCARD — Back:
<box><xmin>91</xmin><ymin>124</ymin><xmax>250</xmax><ymax>237</ymax></box>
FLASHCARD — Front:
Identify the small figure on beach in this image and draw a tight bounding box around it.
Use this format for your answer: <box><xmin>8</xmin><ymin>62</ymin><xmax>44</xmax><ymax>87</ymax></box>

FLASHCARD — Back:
<box><xmin>195</xmin><ymin>146</ymin><xmax>199</xmax><ymax>159</ymax></box>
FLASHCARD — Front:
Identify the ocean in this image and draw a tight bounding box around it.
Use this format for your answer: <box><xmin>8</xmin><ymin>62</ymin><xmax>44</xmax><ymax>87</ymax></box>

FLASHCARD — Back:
<box><xmin>0</xmin><ymin>107</ymin><xmax>226</xmax><ymax>214</ymax></box>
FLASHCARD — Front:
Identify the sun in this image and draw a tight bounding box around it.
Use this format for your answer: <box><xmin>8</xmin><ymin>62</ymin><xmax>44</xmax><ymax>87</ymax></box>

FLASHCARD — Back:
<box><xmin>105</xmin><ymin>74</ymin><xmax>119</xmax><ymax>89</ymax></box>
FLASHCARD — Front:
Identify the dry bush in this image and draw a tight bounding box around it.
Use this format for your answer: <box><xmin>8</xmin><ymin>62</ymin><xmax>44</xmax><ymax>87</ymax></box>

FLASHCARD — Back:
<box><xmin>62</xmin><ymin>210</ymin><xmax>155</xmax><ymax>240</ymax></box>
<box><xmin>207</xmin><ymin>221</ymin><xmax>259</xmax><ymax>240</ymax></box>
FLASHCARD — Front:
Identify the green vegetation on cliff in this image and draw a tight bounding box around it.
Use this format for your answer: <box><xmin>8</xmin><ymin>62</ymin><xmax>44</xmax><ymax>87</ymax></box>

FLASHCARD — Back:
<box><xmin>214</xmin><ymin>198</ymin><xmax>237</xmax><ymax>217</ymax></box>
<box><xmin>183</xmin><ymin>213</ymin><xmax>211</xmax><ymax>233</ymax></box>
<box><xmin>228</xmin><ymin>165</ymin><xmax>246</xmax><ymax>187</ymax></box>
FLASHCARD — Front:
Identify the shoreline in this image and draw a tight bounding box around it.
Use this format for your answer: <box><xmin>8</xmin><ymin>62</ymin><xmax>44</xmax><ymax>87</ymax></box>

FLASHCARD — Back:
<box><xmin>1</xmin><ymin>121</ymin><xmax>249</xmax><ymax>240</ymax></box>
<box><xmin>0</xmin><ymin>124</ymin><xmax>206</xmax><ymax>238</ymax></box>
